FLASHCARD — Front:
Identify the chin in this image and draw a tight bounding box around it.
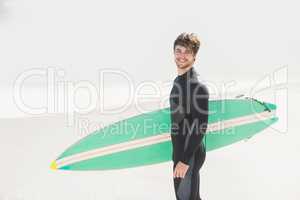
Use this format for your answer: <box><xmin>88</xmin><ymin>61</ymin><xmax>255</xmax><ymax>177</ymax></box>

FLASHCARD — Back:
<box><xmin>177</xmin><ymin>63</ymin><xmax>189</xmax><ymax>69</ymax></box>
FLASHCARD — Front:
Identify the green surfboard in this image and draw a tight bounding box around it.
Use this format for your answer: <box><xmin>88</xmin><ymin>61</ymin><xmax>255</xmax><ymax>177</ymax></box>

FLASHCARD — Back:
<box><xmin>51</xmin><ymin>98</ymin><xmax>278</xmax><ymax>171</ymax></box>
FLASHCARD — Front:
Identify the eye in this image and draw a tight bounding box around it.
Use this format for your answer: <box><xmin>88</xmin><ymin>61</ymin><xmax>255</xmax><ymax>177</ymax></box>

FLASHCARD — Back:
<box><xmin>185</xmin><ymin>50</ymin><xmax>192</xmax><ymax>54</ymax></box>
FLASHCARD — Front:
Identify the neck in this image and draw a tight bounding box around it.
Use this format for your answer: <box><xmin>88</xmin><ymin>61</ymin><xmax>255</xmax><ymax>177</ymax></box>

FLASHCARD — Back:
<box><xmin>177</xmin><ymin>65</ymin><xmax>193</xmax><ymax>75</ymax></box>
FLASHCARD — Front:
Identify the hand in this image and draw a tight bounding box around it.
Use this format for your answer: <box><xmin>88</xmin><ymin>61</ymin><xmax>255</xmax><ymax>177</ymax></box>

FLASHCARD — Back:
<box><xmin>173</xmin><ymin>161</ymin><xmax>189</xmax><ymax>179</ymax></box>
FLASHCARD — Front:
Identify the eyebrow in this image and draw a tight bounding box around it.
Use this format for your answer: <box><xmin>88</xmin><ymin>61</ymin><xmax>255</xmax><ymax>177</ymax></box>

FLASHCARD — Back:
<box><xmin>175</xmin><ymin>49</ymin><xmax>192</xmax><ymax>53</ymax></box>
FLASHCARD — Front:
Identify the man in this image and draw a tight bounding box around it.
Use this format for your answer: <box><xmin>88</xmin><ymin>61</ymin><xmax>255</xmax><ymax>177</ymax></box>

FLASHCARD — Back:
<box><xmin>169</xmin><ymin>32</ymin><xmax>209</xmax><ymax>200</ymax></box>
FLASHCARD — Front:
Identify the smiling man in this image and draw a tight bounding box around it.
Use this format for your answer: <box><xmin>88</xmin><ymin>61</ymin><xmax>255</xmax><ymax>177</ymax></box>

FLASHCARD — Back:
<box><xmin>169</xmin><ymin>32</ymin><xmax>209</xmax><ymax>200</ymax></box>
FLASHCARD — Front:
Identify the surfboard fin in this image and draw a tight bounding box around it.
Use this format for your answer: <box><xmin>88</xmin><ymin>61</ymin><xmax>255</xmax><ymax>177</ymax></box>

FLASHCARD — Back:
<box><xmin>243</xmin><ymin>136</ymin><xmax>253</xmax><ymax>142</ymax></box>
<box><xmin>235</xmin><ymin>94</ymin><xmax>245</xmax><ymax>98</ymax></box>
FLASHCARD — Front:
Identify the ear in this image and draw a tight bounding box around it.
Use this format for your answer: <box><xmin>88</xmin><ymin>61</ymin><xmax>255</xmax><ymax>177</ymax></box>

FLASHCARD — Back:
<box><xmin>193</xmin><ymin>54</ymin><xmax>196</xmax><ymax>61</ymax></box>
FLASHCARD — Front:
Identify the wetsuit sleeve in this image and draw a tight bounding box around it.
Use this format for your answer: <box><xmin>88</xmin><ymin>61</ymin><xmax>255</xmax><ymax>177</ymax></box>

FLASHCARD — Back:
<box><xmin>181</xmin><ymin>84</ymin><xmax>209</xmax><ymax>165</ymax></box>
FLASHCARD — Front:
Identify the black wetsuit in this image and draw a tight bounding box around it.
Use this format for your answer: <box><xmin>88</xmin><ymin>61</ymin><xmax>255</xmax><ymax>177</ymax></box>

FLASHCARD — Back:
<box><xmin>169</xmin><ymin>67</ymin><xmax>209</xmax><ymax>200</ymax></box>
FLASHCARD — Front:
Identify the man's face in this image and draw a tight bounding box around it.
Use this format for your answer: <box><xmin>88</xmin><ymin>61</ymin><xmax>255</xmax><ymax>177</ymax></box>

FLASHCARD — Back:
<box><xmin>174</xmin><ymin>45</ymin><xmax>195</xmax><ymax>69</ymax></box>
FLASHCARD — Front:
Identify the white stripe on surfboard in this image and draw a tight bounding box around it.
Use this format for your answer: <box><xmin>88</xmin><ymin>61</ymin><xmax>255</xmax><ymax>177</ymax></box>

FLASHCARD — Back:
<box><xmin>56</xmin><ymin>110</ymin><xmax>275</xmax><ymax>168</ymax></box>
<box><xmin>207</xmin><ymin>110</ymin><xmax>274</xmax><ymax>132</ymax></box>
<box><xmin>56</xmin><ymin>134</ymin><xmax>171</xmax><ymax>168</ymax></box>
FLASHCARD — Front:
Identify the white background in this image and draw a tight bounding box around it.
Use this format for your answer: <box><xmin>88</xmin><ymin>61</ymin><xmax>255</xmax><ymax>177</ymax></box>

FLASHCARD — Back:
<box><xmin>0</xmin><ymin>0</ymin><xmax>299</xmax><ymax>199</ymax></box>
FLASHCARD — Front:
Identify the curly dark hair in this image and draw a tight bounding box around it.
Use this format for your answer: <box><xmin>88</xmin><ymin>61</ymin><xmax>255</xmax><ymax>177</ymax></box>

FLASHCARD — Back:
<box><xmin>173</xmin><ymin>32</ymin><xmax>201</xmax><ymax>56</ymax></box>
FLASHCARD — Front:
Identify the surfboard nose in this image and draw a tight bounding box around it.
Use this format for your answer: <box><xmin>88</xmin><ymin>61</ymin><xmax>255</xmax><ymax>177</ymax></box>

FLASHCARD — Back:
<box><xmin>264</xmin><ymin>102</ymin><xmax>277</xmax><ymax>110</ymax></box>
<box><xmin>50</xmin><ymin>160</ymin><xmax>58</xmax><ymax>170</ymax></box>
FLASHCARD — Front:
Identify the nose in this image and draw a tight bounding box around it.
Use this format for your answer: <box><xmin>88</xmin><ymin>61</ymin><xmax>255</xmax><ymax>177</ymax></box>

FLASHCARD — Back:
<box><xmin>177</xmin><ymin>53</ymin><xmax>186</xmax><ymax>59</ymax></box>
